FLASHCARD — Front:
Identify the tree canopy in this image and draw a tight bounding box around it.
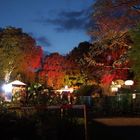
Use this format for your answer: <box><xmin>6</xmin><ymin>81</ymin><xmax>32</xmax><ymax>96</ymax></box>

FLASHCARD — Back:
<box><xmin>90</xmin><ymin>0</ymin><xmax>140</xmax><ymax>40</ymax></box>
<box><xmin>0</xmin><ymin>27</ymin><xmax>43</xmax><ymax>83</ymax></box>
<box><xmin>40</xmin><ymin>53</ymin><xmax>66</xmax><ymax>89</ymax></box>
<box><xmin>81</xmin><ymin>0</ymin><xmax>140</xmax><ymax>94</ymax></box>
<box><xmin>129</xmin><ymin>25</ymin><xmax>140</xmax><ymax>85</ymax></box>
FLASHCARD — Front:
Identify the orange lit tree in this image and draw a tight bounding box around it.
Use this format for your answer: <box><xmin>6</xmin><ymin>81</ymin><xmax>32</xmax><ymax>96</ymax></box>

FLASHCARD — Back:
<box><xmin>84</xmin><ymin>0</ymin><xmax>140</xmax><ymax>95</ymax></box>
<box><xmin>0</xmin><ymin>27</ymin><xmax>43</xmax><ymax>83</ymax></box>
<box><xmin>84</xmin><ymin>35</ymin><xmax>132</xmax><ymax>95</ymax></box>
<box><xmin>40</xmin><ymin>53</ymin><xmax>66</xmax><ymax>89</ymax></box>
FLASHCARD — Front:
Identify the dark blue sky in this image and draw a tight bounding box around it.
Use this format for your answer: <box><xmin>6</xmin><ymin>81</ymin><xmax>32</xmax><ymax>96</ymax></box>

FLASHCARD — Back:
<box><xmin>0</xmin><ymin>0</ymin><xmax>94</xmax><ymax>54</ymax></box>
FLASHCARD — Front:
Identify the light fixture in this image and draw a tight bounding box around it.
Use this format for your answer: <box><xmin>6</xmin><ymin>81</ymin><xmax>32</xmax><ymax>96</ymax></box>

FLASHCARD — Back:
<box><xmin>124</xmin><ymin>80</ymin><xmax>134</xmax><ymax>86</ymax></box>
<box><xmin>2</xmin><ymin>83</ymin><xmax>13</xmax><ymax>93</ymax></box>
<box><xmin>132</xmin><ymin>93</ymin><xmax>136</xmax><ymax>99</ymax></box>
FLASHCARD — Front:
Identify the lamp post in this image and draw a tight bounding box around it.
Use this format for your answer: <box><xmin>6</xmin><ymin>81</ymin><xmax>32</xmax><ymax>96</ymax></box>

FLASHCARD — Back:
<box><xmin>124</xmin><ymin>79</ymin><xmax>134</xmax><ymax>94</ymax></box>
<box><xmin>124</xmin><ymin>80</ymin><xmax>134</xmax><ymax>113</ymax></box>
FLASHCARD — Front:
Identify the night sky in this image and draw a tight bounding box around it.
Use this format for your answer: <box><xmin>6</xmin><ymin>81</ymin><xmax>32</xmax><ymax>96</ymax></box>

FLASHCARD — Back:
<box><xmin>0</xmin><ymin>0</ymin><xmax>94</xmax><ymax>54</ymax></box>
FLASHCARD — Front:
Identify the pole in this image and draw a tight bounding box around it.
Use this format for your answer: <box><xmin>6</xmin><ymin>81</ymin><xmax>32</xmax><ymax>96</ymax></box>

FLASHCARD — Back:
<box><xmin>83</xmin><ymin>105</ymin><xmax>88</xmax><ymax>140</ymax></box>
<box><xmin>61</xmin><ymin>108</ymin><xmax>63</xmax><ymax>119</ymax></box>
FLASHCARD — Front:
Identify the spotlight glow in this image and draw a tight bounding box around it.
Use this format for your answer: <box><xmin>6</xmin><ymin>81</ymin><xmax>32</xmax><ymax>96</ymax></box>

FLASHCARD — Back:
<box><xmin>2</xmin><ymin>84</ymin><xmax>13</xmax><ymax>93</ymax></box>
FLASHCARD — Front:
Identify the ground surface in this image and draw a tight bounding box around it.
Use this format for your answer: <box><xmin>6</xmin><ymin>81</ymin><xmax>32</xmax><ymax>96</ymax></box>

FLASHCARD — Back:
<box><xmin>89</xmin><ymin>117</ymin><xmax>140</xmax><ymax>140</ymax></box>
<box><xmin>93</xmin><ymin>117</ymin><xmax>140</xmax><ymax>126</ymax></box>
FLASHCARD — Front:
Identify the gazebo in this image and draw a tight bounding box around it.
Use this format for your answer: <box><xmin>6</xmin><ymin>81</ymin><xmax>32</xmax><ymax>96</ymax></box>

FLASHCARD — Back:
<box><xmin>2</xmin><ymin>80</ymin><xmax>26</xmax><ymax>101</ymax></box>
<box><xmin>9</xmin><ymin>80</ymin><xmax>26</xmax><ymax>97</ymax></box>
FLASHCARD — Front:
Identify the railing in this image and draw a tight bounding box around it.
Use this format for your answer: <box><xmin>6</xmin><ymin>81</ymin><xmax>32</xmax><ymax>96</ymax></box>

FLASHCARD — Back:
<box><xmin>7</xmin><ymin>104</ymin><xmax>88</xmax><ymax>140</ymax></box>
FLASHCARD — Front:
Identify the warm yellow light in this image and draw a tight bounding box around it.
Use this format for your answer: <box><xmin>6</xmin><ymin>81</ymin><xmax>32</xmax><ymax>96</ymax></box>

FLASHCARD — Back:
<box><xmin>111</xmin><ymin>87</ymin><xmax>118</xmax><ymax>92</ymax></box>
<box><xmin>65</xmin><ymin>85</ymin><xmax>68</xmax><ymax>89</ymax></box>
<box><xmin>117</xmin><ymin>84</ymin><xmax>121</xmax><ymax>88</ymax></box>
<box><xmin>132</xmin><ymin>93</ymin><xmax>136</xmax><ymax>99</ymax></box>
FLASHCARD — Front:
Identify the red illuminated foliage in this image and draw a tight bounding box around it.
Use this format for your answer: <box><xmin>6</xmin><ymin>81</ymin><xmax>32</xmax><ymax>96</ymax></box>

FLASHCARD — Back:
<box><xmin>84</xmin><ymin>32</ymin><xmax>133</xmax><ymax>96</ymax></box>
<box><xmin>87</xmin><ymin>0</ymin><xmax>138</xmax><ymax>87</ymax></box>
<box><xmin>30</xmin><ymin>46</ymin><xmax>43</xmax><ymax>69</ymax></box>
<box><xmin>0</xmin><ymin>27</ymin><xmax>43</xmax><ymax>82</ymax></box>
<box><xmin>101</xmin><ymin>73</ymin><xmax>115</xmax><ymax>85</ymax></box>
<box><xmin>40</xmin><ymin>53</ymin><xmax>66</xmax><ymax>89</ymax></box>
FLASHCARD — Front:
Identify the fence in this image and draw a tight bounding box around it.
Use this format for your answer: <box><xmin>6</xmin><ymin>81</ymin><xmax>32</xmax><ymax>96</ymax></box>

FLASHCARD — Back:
<box><xmin>77</xmin><ymin>93</ymin><xmax>140</xmax><ymax>117</ymax></box>
<box><xmin>2</xmin><ymin>92</ymin><xmax>140</xmax><ymax>117</ymax></box>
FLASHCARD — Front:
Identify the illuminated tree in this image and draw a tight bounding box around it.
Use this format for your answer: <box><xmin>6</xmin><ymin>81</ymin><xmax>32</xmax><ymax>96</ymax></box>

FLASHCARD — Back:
<box><xmin>0</xmin><ymin>27</ymin><xmax>43</xmax><ymax>83</ymax></box>
<box><xmin>84</xmin><ymin>0</ymin><xmax>140</xmax><ymax>95</ymax></box>
<box><xmin>40</xmin><ymin>53</ymin><xmax>66</xmax><ymax>89</ymax></box>
<box><xmin>129</xmin><ymin>25</ymin><xmax>140</xmax><ymax>85</ymax></box>
<box><xmin>67</xmin><ymin>42</ymin><xmax>93</xmax><ymax>85</ymax></box>
<box><xmin>64</xmin><ymin>58</ymin><xmax>86</xmax><ymax>87</ymax></box>
<box><xmin>83</xmin><ymin>33</ymin><xmax>133</xmax><ymax>95</ymax></box>
<box><xmin>90</xmin><ymin>0</ymin><xmax>140</xmax><ymax>40</ymax></box>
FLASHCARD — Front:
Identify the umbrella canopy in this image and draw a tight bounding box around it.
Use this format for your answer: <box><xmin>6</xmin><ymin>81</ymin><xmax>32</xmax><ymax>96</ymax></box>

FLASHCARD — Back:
<box><xmin>9</xmin><ymin>80</ymin><xmax>26</xmax><ymax>86</ymax></box>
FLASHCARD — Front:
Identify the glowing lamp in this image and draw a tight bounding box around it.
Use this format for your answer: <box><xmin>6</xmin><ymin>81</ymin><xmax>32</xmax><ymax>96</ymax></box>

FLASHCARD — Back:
<box><xmin>132</xmin><ymin>93</ymin><xmax>136</xmax><ymax>99</ymax></box>
<box><xmin>124</xmin><ymin>80</ymin><xmax>134</xmax><ymax>86</ymax></box>
<box><xmin>2</xmin><ymin>84</ymin><xmax>13</xmax><ymax>93</ymax></box>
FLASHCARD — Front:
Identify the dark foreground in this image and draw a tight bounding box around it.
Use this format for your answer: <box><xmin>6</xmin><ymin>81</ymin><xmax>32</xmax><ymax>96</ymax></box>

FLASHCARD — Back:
<box><xmin>1</xmin><ymin>114</ymin><xmax>140</xmax><ymax>140</ymax></box>
<box><xmin>89</xmin><ymin>118</ymin><xmax>140</xmax><ymax>140</ymax></box>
